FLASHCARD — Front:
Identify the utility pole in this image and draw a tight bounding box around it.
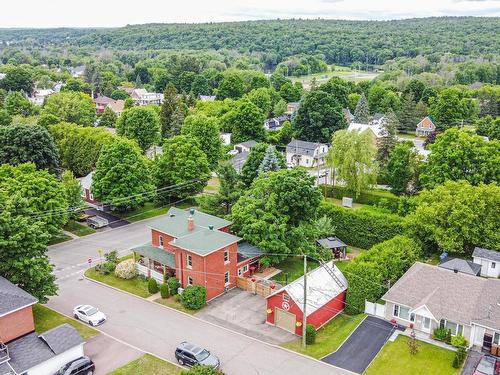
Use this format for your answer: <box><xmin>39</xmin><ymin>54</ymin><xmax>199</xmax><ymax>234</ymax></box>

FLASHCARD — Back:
<box><xmin>302</xmin><ymin>254</ymin><xmax>308</xmax><ymax>348</ymax></box>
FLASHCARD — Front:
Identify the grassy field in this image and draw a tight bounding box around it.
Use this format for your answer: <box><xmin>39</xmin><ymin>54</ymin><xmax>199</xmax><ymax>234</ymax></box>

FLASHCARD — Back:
<box><xmin>155</xmin><ymin>296</ymin><xmax>195</xmax><ymax>315</ymax></box>
<box><xmin>365</xmin><ymin>336</ymin><xmax>460</xmax><ymax>375</ymax></box>
<box><xmin>108</xmin><ymin>354</ymin><xmax>182</xmax><ymax>375</ymax></box>
<box><xmin>48</xmin><ymin>232</ymin><xmax>72</xmax><ymax>245</ymax></box>
<box><xmin>85</xmin><ymin>267</ymin><xmax>152</xmax><ymax>298</ymax></box>
<box><xmin>282</xmin><ymin>314</ymin><xmax>366</xmax><ymax>358</ymax></box>
<box><xmin>32</xmin><ymin>304</ymin><xmax>99</xmax><ymax>340</ymax></box>
<box><xmin>291</xmin><ymin>65</ymin><xmax>379</xmax><ymax>89</ymax></box>
<box><xmin>271</xmin><ymin>257</ymin><xmax>319</xmax><ymax>285</ymax></box>
<box><xmin>64</xmin><ymin>220</ymin><xmax>96</xmax><ymax>236</ymax></box>
<box><xmin>326</xmin><ymin>197</ymin><xmax>364</xmax><ymax>210</ymax></box>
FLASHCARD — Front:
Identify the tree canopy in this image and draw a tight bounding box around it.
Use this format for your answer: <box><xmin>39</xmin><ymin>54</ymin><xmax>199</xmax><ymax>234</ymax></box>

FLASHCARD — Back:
<box><xmin>42</xmin><ymin>92</ymin><xmax>96</xmax><ymax>126</ymax></box>
<box><xmin>181</xmin><ymin>114</ymin><xmax>222</xmax><ymax>169</ymax></box>
<box><xmin>116</xmin><ymin>106</ymin><xmax>161</xmax><ymax>151</ymax></box>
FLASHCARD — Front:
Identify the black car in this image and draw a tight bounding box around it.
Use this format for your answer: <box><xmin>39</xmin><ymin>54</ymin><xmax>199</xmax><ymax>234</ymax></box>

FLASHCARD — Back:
<box><xmin>175</xmin><ymin>342</ymin><xmax>220</xmax><ymax>369</ymax></box>
<box><xmin>57</xmin><ymin>356</ymin><xmax>95</xmax><ymax>375</ymax></box>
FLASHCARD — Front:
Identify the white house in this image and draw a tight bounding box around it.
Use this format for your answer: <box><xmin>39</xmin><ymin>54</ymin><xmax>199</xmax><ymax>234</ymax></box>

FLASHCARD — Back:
<box><xmin>286</xmin><ymin>139</ymin><xmax>329</xmax><ymax>168</ymax></box>
<box><xmin>220</xmin><ymin>133</ymin><xmax>231</xmax><ymax>146</ymax></box>
<box><xmin>234</xmin><ymin>140</ymin><xmax>257</xmax><ymax>154</ymax></box>
<box><xmin>29</xmin><ymin>89</ymin><xmax>54</xmax><ymax>106</ymax></box>
<box><xmin>473</xmin><ymin>247</ymin><xmax>500</xmax><ymax>278</ymax></box>
<box><xmin>131</xmin><ymin>89</ymin><xmax>164</xmax><ymax>106</ymax></box>
<box><xmin>347</xmin><ymin>122</ymin><xmax>384</xmax><ymax>140</ymax></box>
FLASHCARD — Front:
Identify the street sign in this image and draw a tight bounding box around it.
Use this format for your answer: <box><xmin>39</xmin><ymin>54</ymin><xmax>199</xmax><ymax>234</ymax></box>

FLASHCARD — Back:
<box><xmin>87</xmin><ymin>258</ymin><xmax>92</xmax><ymax>264</ymax></box>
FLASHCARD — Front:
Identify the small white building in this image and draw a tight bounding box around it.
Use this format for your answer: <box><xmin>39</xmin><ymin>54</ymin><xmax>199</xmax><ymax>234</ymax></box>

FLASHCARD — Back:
<box><xmin>220</xmin><ymin>133</ymin><xmax>231</xmax><ymax>146</ymax></box>
<box><xmin>286</xmin><ymin>139</ymin><xmax>329</xmax><ymax>168</ymax></box>
<box><xmin>29</xmin><ymin>89</ymin><xmax>55</xmax><ymax>106</ymax></box>
<box><xmin>347</xmin><ymin>122</ymin><xmax>384</xmax><ymax>140</ymax></box>
<box><xmin>131</xmin><ymin>89</ymin><xmax>164</xmax><ymax>106</ymax></box>
<box><xmin>473</xmin><ymin>247</ymin><xmax>500</xmax><ymax>278</ymax></box>
<box><xmin>234</xmin><ymin>140</ymin><xmax>257</xmax><ymax>154</ymax></box>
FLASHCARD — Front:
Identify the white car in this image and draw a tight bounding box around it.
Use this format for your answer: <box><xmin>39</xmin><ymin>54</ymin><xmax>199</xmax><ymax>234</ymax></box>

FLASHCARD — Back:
<box><xmin>73</xmin><ymin>305</ymin><xmax>106</xmax><ymax>326</ymax></box>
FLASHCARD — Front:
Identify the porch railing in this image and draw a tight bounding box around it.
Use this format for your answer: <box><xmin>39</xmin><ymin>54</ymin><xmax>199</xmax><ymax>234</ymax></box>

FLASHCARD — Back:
<box><xmin>0</xmin><ymin>342</ymin><xmax>9</xmax><ymax>364</ymax></box>
<box><xmin>136</xmin><ymin>263</ymin><xmax>164</xmax><ymax>284</ymax></box>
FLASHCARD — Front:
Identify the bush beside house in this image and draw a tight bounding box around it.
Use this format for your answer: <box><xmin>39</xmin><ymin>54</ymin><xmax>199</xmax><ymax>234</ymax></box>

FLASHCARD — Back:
<box><xmin>160</xmin><ymin>283</ymin><xmax>169</xmax><ymax>299</ymax></box>
<box><xmin>167</xmin><ymin>277</ymin><xmax>181</xmax><ymax>295</ymax></box>
<box><xmin>114</xmin><ymin>259</ymin><xmax>137</xmax><ymax>279</ymax></box>
<box><xmin>180</xmin><ymin>285</ymin><xmax>206</xmax><ymax>310</ymax></box>
<box><xmin>148</xmin><ymin>278</ymin><xmax>159</xmax><ymax>294</ymax></box>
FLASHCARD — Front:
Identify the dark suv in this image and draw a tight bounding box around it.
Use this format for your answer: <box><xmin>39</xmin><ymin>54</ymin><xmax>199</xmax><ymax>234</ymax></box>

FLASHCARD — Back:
<box><xmin>175</xmin><ymin>341</ymin><xmax>220</xmax><ymax>369</ymax></box>
<box><xmin>56</xmin><ymin>356</ymin><xmax>95</xmax><ymax>375</ymax></box>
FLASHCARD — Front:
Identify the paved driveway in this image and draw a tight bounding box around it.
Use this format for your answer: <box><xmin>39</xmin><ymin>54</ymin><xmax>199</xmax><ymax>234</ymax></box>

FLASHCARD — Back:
<box><xmin>461</xmin><ymin>350</ymin><xmax>482</xmax><ymax>375</ymax></box>
<box><xmin>322</xmin><ymin>316</ymin><xmax>396</xmax><ymax>374</ymax></box>
<box><xmin>196</xmin><ymin>289</ymin><xmax>296</xmax><ymax>345</ymax></box>
<box><xmin>85</xmin><ymin>208</ymin><xmax>130</xmax><ymax>229</ymax></box>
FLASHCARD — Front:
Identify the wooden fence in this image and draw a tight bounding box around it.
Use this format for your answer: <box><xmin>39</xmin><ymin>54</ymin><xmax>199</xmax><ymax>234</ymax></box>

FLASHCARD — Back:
<box><xmin>236</xmin><ymin>277</ymin><xmax>282</xmax><ymax>298</ymax></box>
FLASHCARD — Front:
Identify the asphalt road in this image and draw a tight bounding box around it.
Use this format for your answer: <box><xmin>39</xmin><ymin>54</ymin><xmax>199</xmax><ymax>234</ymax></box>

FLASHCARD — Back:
<box><xmin>48</xmin><ymin>215</ymin><xmax>353</xmax><ymax>375</ymax></box>
<box><xmin>322</xmin><ymin>316</ymin><xmax>396</xmax><ymax>374</ymax></box>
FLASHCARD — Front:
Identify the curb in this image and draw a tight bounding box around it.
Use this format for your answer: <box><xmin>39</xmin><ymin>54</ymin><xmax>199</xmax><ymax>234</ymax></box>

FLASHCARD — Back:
<box><xmin>83</xmin><ymin>274</ymin><xmax>356</xmax><ymax>374</ymax></box>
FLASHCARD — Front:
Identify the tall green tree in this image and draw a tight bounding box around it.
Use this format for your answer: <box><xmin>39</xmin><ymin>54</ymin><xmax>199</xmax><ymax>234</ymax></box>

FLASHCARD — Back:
<box><xmin>258</xmin><ymin>145</ymin><xmax>281</xmax><ymax>174</ymax></box>
<box><xmin>428</xmin><ymin>88</ymin><xmax>478</xmax><ymax>129</ymax></box>
<box><xmin>0</xmin><ymin>124</ymin><xmax>60</xmax><ymax>172</ymax></box>
<box><xmin>406</xmin><ymin>181</ymin><xmax>500</xmax><ymax>254</ymax></box>
<box><xmin>0</xmin><ymin>194</ymin><xmax>56</xmax><ymax>303</ymax></box>
<box><xmin>155</xmin><ymin>135</ymin><xmax>211</xmax><ymax>203</ymax></box>
<box><xmin>240</xmin><ymin>143</ymin><xmax>286</xmax><ymax>187</ymax></box>
<box><xmin>181</xmin><ymin>114</ymin><xmax>222</xmax><ymax>169</ymax></box>
<box><xmin>223</xmin><ymin>100</ymin><xmax>266</xmax><ymax>143</ymax></box>
<box><xmin>354</xmin><ymin>93</ymin><xmax>370</xmax><ymax>123</ymax></box>
<box><xmin>293</xmin><ymin>90</ymin><xmax>346</xmax><ymax>143</ymax></box>
<box><xmin>216</xmin><ymin>72</ymin><xmax>245</xmax><ymax>100</ymax></box>
<box><xmin>116</xmin><ymin>106</ymin><xmax>160</xmax><ymax>151</ymax></box>
<box><xmin>384</xmin><ymin>141</ymin><xmax>422</xmax><ymax>195</ymax></box>
<box><xmin>0</xmin><ymin>66</ymin><xmax>33</xmax><ymax>93</ymax></box>
<box><xmin>92</xmin><ymin>139</ymin><xmax>154</xmax><ymax>210</ymax></box>
<box><xmin>99</xmin><ymin>106</ymin><xmax>118</xmax><ymax>128</ymax></box>
<box><xmin>160</xmin><ymin>83</ymin><xmax>185</xmax><ymax>138</ymax></box>
<box><xmin>61</xmin><ymin>170</ymin><xmax>85</xmax><ymax>219</ymax></box>
<box><xmin>328</xmin><ymin>129</ymin><xmax>378</xmax><ymax>198</ymax></box>
<box><xmin>246</xmin><ymin>88</ymin><xmax>273</xmax><ymax>117</ymax></box>
<box><xmin>398</xmin><ymin>92</ymin><xmax>420</xmax><ymax>132</ymax></box>
<box><xmin>42</xmin><ymin>92</ymin><xmax>96</xmax><ymax>126</ymax></box>
<box><xmin>421</xmin><ymin>128</ymin><xmax>500</xmax><ymax>188</ymax></box>
<box><xmin>0</xmin><ymin>109</ymin><xmax>11</xmax><ymax>126</ymax></box>
<box><xmin>4</xmin><ymin>91</ymin><xmax>33</xmax><ymax>116</ymax></box>
<box><xmin>376</xmin><ymin>109</ymin><xmax>399</xmax><ymax>168</ymax></box>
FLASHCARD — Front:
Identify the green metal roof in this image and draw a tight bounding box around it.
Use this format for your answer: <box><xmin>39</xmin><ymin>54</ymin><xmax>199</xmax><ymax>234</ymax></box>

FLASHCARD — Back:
<box><xmin>132</xmin><ymin>243</ymin><xmax>176</xmax><ymax>268</ymax></box>
<box><xmin>149</xmin><ymin>207</ymin><xmax>232</xmax><ymax>238</ymax></box>
<box><xmin>170</xmin><ymin>228</ymin><xmax>241</xmax><ymax>256</ymax></box>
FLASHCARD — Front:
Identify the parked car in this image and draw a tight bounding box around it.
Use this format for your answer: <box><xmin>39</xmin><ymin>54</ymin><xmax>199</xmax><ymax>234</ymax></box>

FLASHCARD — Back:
<box><xmin>474</xmin><ymin>355</ymin><xmax>498</xmax><ymax>375</ymax></box>
<box><xmin>175</xmin><ymin>342</ymin><xmax>220</xmax><ymax>369</ymax></box>
<box><xmin>57</xmin><ymin>356</ymin><xmax>95</xmax><ymax>375</ymax></box>
<box><xmin>87</xmin><ymin>215</ymin><xmax>109</xmax><ymax>229</ymax></box>
<box><xmin>73</xmin><ymin>305</ymin><xmax>106</xmax><ymax>326</ymax></box>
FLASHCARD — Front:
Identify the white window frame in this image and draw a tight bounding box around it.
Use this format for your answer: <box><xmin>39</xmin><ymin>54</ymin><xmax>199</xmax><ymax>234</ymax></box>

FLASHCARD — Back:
<box><xmin>439</xmin><ymin>319</ymin><xmax>464</xmax><ymax>336</ymax></box>
<box><xmin>494</xmin><ymin>332</ymin><xmax>499</xmax><ymax>345</ymax></box>
<box><xmin>243</xmin><ymin>265</ymin><xmax>248</xmax><ymax>273</ymax></box>
<box><xmin>224</xmin><ymin>249</ymin><xmax>230</xmax><ymax>264</ymax></box>
<box><xmin>224</xmin><ymin>271</ymin><xmax>230</xmax><ymax>286</ymax></box>
<box><xmin>187</xmin><ymin>255</ymin><xmax>192</xmax><ymax>269</ymax></box>
<box><xmin>393</xmin><ymin>304</ymin><xmax>415</xmax><ymax>322</ymax></box>
<box><xmin>159</xmin><ymin>235</ymin><xmax>164</xmax><ymax>248</ymax></box>
<box><xmin>238</xmin><ymin>268</ymin><xmax>243</xmax><ymax>277</ymax></box>
<box><xmin>187</xmin><ymin>276</ymin><xmax>193</xmax><ymax>286</ymax></box>
<box><xmin>283</xmin><ymin>294</ymin><xmax>290</xmax><ymax>302</ymax></box>
<box><xmin>492</xmin><ymin>262</ymin><xmax>496</xmax><ymax>269</ymax></box>
<box><xmin>89</xmin><ymin>191</ymin><xmax>94</xmax><ymax>201</ymax></box>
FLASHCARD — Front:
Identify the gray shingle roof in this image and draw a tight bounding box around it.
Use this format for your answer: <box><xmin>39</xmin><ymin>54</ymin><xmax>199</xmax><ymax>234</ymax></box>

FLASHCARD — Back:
<box><xmin>237</xmin><ymin>242</ymin><xmax>265</xmax><ymax>263</ymax></box>
<box><xmin>473</xmin><ymin>247</ymin><xmax>500</xmax><ymax>262</ymax></box>
<box><xmin>382</xmin><ymin>262</ymin><xmax>500</xmax><ymax>329</ymax></box>
<box><xmin>0</xmin><ymin>362</ymin><xmax>13</xmax><ymax>375</ymax></box>
<box><xmin>230</xmin><ymin>151</ymin><xmax>249</xmax><ymax>173</ymax></box>
<box><xmin>236</xmin><ymin>140</ymin><xmax>257</xmax><ymax>149</ymax></box>
<box><xmin>0</xmin><ymin>277</ymin><xmax>37</xmax><ymax>317</ymax></box>
<box><xmin>438</xmin><ymin>257</ymin><xmax>481</xmax><ymax>276</ymax></box>
<box><xmin>39</xmin><ymin>324</ymin><xmax>84</xmax><ymax>355</ymax></box>
<box><xmin>316</xmin><ymin>237</ymin><xmax>347</xmax><ymax>249</ymax></box>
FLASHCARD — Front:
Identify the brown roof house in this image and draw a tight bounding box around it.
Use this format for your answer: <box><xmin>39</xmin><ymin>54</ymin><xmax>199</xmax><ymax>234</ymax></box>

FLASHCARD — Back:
<box><xmin>381</xmin><ymin>262</ymin><xmax>500</xmax><ymax>354</ymax></box>
<box><xmin>415</xmin><ymin>116</ymin><xmax>436</xmax><ymax>137</ymax></box>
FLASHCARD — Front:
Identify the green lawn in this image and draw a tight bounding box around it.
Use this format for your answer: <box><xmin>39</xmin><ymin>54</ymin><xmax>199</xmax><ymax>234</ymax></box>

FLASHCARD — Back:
<box><xmin>290</xmin><ymin>65</ymin><xmax>378</xmax><ymax>88</ymax></box>
<box><xmin>32</xmin><ymin>304</ymin><xmax>99</xmax><ymax>340</ymax></box>
<box><xmin>281</xmin><ymin>314</ymin><xmax>366</xmax><ymax>358</ymax></box>
<box><xmin>365</xmin><ymin>336</ymin><xmax>460</xmax><ymax>375</ymax></box>
<box><xmin>85</xmin><ymin>267</ymin><xmax>152</xmax><ymax>298</ymax></box>
<box><xmin>155</xmin><ymin>296</ymin><xmax>195</xmax><ymax>315</ymax></box>
<box><xmin>118</xmin><ymin>201</ymin><xmax>196</xmax><ymax>222</ymax></box>
<box><xmin>48</xmin><ymin>232</ymin><xmax>72</xmax><ymax>245</ymax></box>
<box><xmin>326</xmin><ymin>197</ymin><xmax>364</xmax><ymax>210</ymax></box>
<box><xmin>64</xmin><ymin>220</ymin><xmax>96</xmax><ymax>236</ymax></box>
<box><xmin>108</xmin><ymin>354</ymin><xmax>182</xmax><ymax>375</ymax></box>
<box><xmin>271</xmin><ymin>257</ymin><xmax>319</xmax><ymax>285</ymax></box>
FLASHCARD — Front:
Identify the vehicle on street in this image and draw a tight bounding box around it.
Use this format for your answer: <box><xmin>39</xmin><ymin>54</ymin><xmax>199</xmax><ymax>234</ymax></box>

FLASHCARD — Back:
<box><xmin>87</xmin><ymin>215</ymin><xmax>109</xmax><ymax>229</ymax></box>
<box><xmin>73</xmin><ymin>305</ymin><xmax>107</xmax><ymax>326</ymax></box>
<box><xmin>57</xmin><ymin>356</ymin><xmax>95</xmax><ymax>375</ymax></box>
<box><xmin>175</xmin><ymin>341</ymin><xmax>220</xmax><ymax>369</ymax></box>
<box><xmin>473</xmin><ymin>355</ymin><xmax>498</xmax><ymax>375</ymax></box>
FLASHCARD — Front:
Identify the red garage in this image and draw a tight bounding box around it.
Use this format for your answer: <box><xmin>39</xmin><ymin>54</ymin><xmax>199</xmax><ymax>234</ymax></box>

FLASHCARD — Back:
<box><xmin>266</xmin><ymin>261</ymin><xmax>348</xmax><ymax>335</ymax></box>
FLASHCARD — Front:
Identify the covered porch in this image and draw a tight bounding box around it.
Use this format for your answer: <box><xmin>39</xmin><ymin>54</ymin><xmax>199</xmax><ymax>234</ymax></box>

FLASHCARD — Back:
<box><xmin>132</xmin><ymin>243</ymin><xmax>176</xmax><ymax>284</ymax></box>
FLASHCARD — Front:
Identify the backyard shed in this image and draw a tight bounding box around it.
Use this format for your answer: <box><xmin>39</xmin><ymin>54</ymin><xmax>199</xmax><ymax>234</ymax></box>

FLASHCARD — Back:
<box><xmin>266</xmin><ymin>261</ymin><xmax>348</xmax><ymax>335</ymax></box>
<box><xmin>316</xmin><ymin>237</ymin><xmax>348</xmax><ymax>259</ymax></box>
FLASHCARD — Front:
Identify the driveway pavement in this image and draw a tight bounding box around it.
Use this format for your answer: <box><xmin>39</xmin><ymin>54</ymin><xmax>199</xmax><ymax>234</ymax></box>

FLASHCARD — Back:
<box><xmin>461</xmin><ymin>350</ymin><xmax>482</xmax><ymax>375</ymax></box>
<box><xmin>196</xmin><ymin>289</ymin><xmax>296</xmax><ymax>345</ymax></box>
<box><xmin>85</xmin><ymin>334</ymin><xmax>142</xmax><ymax>375</ymax></box>
<box><xmin>322</xmin><ymin>316</ymin><xmax>396</xmax><ymax>374</ymax></box>
<box><xmin>85</xmin><ymin>208</ymin><xmax>130</xmax><ymax>229</ymax></box>
<box><xmin>48</xmin><ymin>217</ymin><xmax>353</xmax><ymax>375</ymax></box>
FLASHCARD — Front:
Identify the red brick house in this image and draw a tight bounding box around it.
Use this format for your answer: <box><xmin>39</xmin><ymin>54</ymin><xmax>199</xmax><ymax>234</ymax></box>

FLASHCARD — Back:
<box><xmin>0</xmin><ymin>277</ymin><xmax>85</xmax><ymax>375</ymax></box>
<box><xmin>416</xmin><ymin>116</ymin><xmax>436</xmax><ymax>137</ymax></box>
<box><xmin>266</xmin><ymin>261</ymin><xmax>347</xmax><ymax>335</ymax></box>
<box><xmin>133</xmin><ymin>207</ymin><xmax>263</xmax><ymax>301</ymax></box>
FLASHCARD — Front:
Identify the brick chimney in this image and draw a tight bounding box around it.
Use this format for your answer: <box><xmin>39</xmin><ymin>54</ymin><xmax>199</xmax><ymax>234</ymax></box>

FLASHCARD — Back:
<box><xmin>188</xmin><ymin>216</ymin><xmax>194</xmax><ymax>231</ymax></box>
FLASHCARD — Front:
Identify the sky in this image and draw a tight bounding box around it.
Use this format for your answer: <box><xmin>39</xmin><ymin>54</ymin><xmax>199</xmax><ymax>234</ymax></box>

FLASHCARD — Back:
<box><xmin>1</xmin><ymin>0</ymin><xmax>499</xmax><ymax>28</ymax></box>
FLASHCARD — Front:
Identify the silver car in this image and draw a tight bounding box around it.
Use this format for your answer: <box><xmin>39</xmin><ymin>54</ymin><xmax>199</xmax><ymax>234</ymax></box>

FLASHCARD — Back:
<box><xmin>73</xmin><ymin>305</ymin><xmax>107</xmax><ymax>326</ymax></box>
<box><xmin>175</xmin><ymin>341</ymin><xmax>220</xmax><ymax>369</ymax></box>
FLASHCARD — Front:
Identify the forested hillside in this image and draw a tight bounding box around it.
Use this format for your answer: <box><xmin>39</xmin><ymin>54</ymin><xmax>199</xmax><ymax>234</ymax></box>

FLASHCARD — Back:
<box><xmin>1</xmin><ymin>17</ymin><xmax>499</xmax><ymax>66</ymax></box>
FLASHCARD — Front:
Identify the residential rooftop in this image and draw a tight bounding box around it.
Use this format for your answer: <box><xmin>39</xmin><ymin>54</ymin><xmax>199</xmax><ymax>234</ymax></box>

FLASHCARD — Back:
<box><xmin>438</xmin><ymin>257</ymin><xmax>481</xmax><ymax>276</ymax></box>
<box><xmin>473</xmin><ymin>247</ymin><xmax>500</xmax><ymax>262</ymax></box>
<box><xmin>0</xmin><ymin>276</ymin><xmax>38</xmax><ymax>317</ymax></box>
<box><xmin>170</xmin><ymin>227</ymin><xmax>241</xmax><ymax>256</ymax></box>
<box><xmin>286</xmin><ymin>139</ymin><xmax>327</xmax><ymax>156</ymax></box>
<box><xmin>316</xmin><ymin>237</ymin><xmax>347</xmax><ymax>249</ymax></box>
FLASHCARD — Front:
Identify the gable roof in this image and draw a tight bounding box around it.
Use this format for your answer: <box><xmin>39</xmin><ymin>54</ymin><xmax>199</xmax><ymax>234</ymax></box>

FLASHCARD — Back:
<box><xmin>268</xmin><ymin>261</ymin><xmax>347</xmax><ymax>317</ymax></box>
<box><xmin>77</xmin><ymin>171</ymin><xmax>94</xmax><ymax>191</ymax></box>
<box><xmin>39</xmin><ymin>324</ymin><xmax>84</xmax><ymax>355</ymax></box>
<box><xmin>94</xmin><ymin>95</ymin><xmax>114</xmax><ymax>105</ymax></box>
<box><xmin>107</xmin><ymin>99</ymin><xmax>125</xmax><ymax>113</ymax></box>
<box><xmin>382</xmin><ymin>262</ymin><xmax>500</xmax><ymax>329</ymax></box>
<box><xmin>0</xmin><ymin>277</ymin><xmax>38</xmax><ymax>317</ymax></box>
<box><xmin>230</xmin><ymin>151</ymin><xmax>249</xmax><ymax>173</ymax></box>
<box><xmin>416</xmin><ymin>116</ymin><xmax>436</xmax><ymax>129</ymax></box>
<box><xmin>316</xmin><ymin>237</ymin><xmax>347</xmax><ymax>249</ymax></box>
<box><xmin>438</xmin><ymin>257</ymin><xmax>481</xmax><ymax>276</ymax></box>
<box><xmin>236</xmin><ymin>140</ymin><xmax>257</xmax><ymax>149</ymax></box>
<box><xmin>473</xmin><ymin>247</ymin><xmax>500</xmax><ymax>262</ymax></box>
<box><xmin>237</xmin><ymin>242</ymin><xmax>265</xmax><ymax>263</ymax></box>
<box><xmin>348</xmin><ymin>122</ymin><xmax>384</xmax><ymax>138</ymax></box>
<box><xmin>286</xmin><ymin>139</ymin><xmax>327</xmax><ymax>156</ymax></box>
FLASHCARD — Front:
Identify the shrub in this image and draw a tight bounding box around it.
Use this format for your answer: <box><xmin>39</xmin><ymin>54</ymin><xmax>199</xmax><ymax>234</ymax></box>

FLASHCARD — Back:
<box><xmin>452</xmin><ymin>347</ymin><xmax>467</xmax><ymax>368</ymax></box>
<box><xmin>180</xmin><ymin>285</ymin><xmax>206</xmax><ymax>310</ymax></box>
<box><xmin>451</xmin><ymin>334</ymin><xmax>468</xmax><ymax>348</ymax></box>
<box><xmin>148</xmin><ymin>278</ymin><xmax>159</xmax><ymax>294</ymax></box>
<box><xmin>452</xmin><ymin>354</ymin><xmax>460</xmax><ymax>369</ymax></box>
<box><xmin>99</xmin><ymin>262</ymin><xmax>116</xmax><ymax>275</ymax></box>
<box><xmin>114</xmin><ymin>259</ymin><xmax>137</xmax><ymax>279</ymax></box>
<box><xmin>445</xmin><ymin>329</ymin><xmax>452</xmax><ymax>344</ymax></box>
<box><xmin>160</xmin><ymin>283</ymin><xmax>169</xmax><ymax>299</ymax></box>
<box><xmin>105</xmin><ymin>250</ymin><xmax>118</xmax><ymax>264</ymax></box>
<box><xmin>319</xmin><ymin>202</ymin><xmax>404</xmax><ymax>249</ymax></box>
<box><xmin>433</xmin><ymin>327</ymin><xmax>448</xmax><ymax>341</ymax></box>
<box><xmin>167</xmin><ymin>277</ymin><xmax>181</xmax><ymax>295</ymax></box>
<box><xmin>305</xmin><ymin>324</ymin><xmax>316</xmax><ymax>345</ymax></box>
<box><xmin>181</xmin><ymin>364</ymin><xmax>225</xmax><ymax>374</ymax></box>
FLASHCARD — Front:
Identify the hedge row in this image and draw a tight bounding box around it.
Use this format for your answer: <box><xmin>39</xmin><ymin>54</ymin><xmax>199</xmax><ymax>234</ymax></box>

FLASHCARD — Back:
<box><xmin>321</xmin><ymin>185</ymin><xmax>400</xmax><ymax>212</ymax></box>
<box><xmin>319</xmin><ymin>201</ymin><xmax>405</xmax><ymax>249</ymax></box>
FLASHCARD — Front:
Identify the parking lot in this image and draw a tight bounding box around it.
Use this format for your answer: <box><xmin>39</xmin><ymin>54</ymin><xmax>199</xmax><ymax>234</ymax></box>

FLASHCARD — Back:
<box><xmin>195</xmin><ymin>289</ymin><xmax>296</xmax><ymax>345</ymax></box>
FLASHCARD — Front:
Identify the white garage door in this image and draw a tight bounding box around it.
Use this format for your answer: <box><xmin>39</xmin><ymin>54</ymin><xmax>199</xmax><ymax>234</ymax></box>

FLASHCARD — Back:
<box><xmin>275</xmin><ymin>308</ymin><xmax>296</xmax><ymax>333</ymax></box>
